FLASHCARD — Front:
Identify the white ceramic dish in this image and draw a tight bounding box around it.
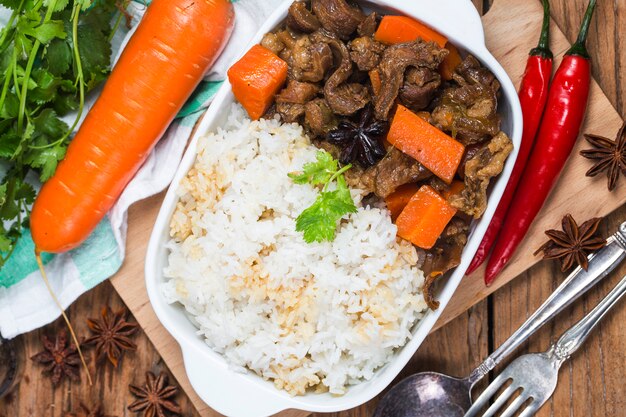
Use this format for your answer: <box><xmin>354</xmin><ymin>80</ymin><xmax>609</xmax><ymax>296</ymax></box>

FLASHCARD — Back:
<box><xmin>145</xmin><ymin>1</ymin><xmax>522</xmax><ymax>415</ymax></box>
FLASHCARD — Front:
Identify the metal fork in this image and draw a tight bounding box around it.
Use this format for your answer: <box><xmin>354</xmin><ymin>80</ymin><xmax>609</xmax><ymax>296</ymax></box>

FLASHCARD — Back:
<box><xmin>465</xmin><ymin>273</ymin><xmax>626</xmax><ymax>417</ymax></box>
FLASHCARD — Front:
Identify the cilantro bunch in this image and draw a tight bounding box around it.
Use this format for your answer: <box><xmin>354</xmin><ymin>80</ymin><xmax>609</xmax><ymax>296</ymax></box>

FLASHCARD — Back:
<box><xmin>289</xmin><ymin>151</ymin><xmax>357</xmax><ymax>243</ymax></box>
<box><xmin>0</xmin><ymin>0</ymin><xmax>125</xmax><ymax>265</ymax></box>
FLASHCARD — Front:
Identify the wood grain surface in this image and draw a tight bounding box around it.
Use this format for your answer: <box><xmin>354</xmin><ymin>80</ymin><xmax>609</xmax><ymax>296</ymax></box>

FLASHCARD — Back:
<box><xmin>1</xmin><ymin>0</ymin><xmax>624</xmax><ymax>416</ymax></box>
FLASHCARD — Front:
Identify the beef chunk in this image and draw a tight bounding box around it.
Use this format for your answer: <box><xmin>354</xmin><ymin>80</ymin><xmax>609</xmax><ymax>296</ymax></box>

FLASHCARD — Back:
<box><xmin>311</xmin><ymin>0</ymin><xmax>365</xmax><ymax>39</ymax></box>
<box><xmin>304</xmin><ymin>98</ymin><xmax>338</xmax><ymax>135</ymax></box>
<box><xmin>419</xmin><ymin>216</ymin><xmax>470</xmax><ymax>291</ymax></box>
<box><xmin>287</xmin><ymin>1</ymin><xmax>321</xmax><ymax>33</ymax></box>
<box><xmin>373</xmin><ymin>40</ymin><xmax>448</xmax><ymax>120</ymax></box>
<box><xmin>357</xmin><ymin>12</ymin><xmax>378</xmax><ymax>37</ymax></box>
<box><xmin>290</xmin><ymin>36</ymin><xmax>333</xmax><ymax>82</ymax></box>
<box><xmin>399</xmin><ymin>67</ymin><xmax>441</xmax><ymax>111</ymax></box>
<box><xmin>361</xmin><ymin>147</ymin><xmax>433</xmax><ymax>197</ymax></box>
<box><xmin>449</xmin><ymin>131</ymin><xmax>513</xmax><ymax>218</ymax></box>
<box><xmin>349</xmin><ymin>36</ymin><xmax>386</xmax><ymax>71</ymax></box>
<box><xmin>431</xmin><ymin>55</ymin><xmax>501</xmax><ymax>144</ymax></box>
<box><xmin>276</xmin><ymin>80</ymin><xmax>320</xmax><ymax>104</ymax></box>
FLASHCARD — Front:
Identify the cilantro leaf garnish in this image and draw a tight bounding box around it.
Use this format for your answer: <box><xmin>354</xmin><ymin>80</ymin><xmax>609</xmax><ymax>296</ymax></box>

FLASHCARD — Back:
<box><xmin>289</xmin><ymin>151</ymin><xmax>357</xmax><ymax>243</ymax></box>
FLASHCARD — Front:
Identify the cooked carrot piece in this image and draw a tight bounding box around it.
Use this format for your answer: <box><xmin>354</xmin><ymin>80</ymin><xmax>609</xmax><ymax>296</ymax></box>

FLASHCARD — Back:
<box><xmin>369</xmin><ymin>69</ymin><xmax>382</xmax><ymax>96</ymax></box>
<box><xmin>228</xmin><ymin>44</ymin><xmax>288</xmax><ymax>120</ymax></box>
<box><xmin>387</xmin><ymin>105</ymin><xmax>465</xmax><ymax>184</ymax></box>
<box><xmin>395</xmin><ymin>185</ymin><xmax>457</xmax><ymax>249</ymax></box>
<box><xmin>374</xmin><ymin>15</ymin><xmax>447</xmax><ymax>48</ymax></box>
<box><xmin>440</xmin><ymin>42</ymin><xmax>463</xmax><ymax>80</ymax></box>
<box><xmin>385</xmin><ymin>183</ymin><xmax>420</xmax><ymax>221</ymax></box>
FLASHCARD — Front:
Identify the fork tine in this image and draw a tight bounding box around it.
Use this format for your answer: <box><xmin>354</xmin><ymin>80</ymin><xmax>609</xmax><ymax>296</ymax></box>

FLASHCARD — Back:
<box><xmin>499</xmin><ymin>392</ymin><xmax>532</xmax><ymax>417</ymax></box>
<box><xmin>465</xmin><ymin>374</ymin><xmax>511</xmax><ymax>417</ymax></box>
<box><xmin>518</xmin><ymin>401</ymin><xmax>540</xmax><ymax>417</ymax></box>
<box><xmin>480</xmin><ymin>384</ymin><xmax>519</xmax><ymax>417</ymax></box>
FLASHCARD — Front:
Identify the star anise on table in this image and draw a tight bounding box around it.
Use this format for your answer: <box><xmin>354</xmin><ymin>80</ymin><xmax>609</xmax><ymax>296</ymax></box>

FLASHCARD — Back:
<box><xmin>31</xmin><ymin>329</ymin><xmax>81</xmax><ymax>386</ymax></box>
<box><xmin>534</xmin><ymin>214</ymin><xmax>606</xmax><ymax>272</ymax></box>
<box><xmin>580</xmin><ymin>122</ymin><xmax>626</xmax><ymax>191</ymax></box>
<box><xmin>326</xmin><ymin>105</ymin><xmax>388</xmax><ymax>168</ymax></box>
<box><xmin>64</xmin><ymin>402</ymin><xmax>117</xmax><ymax>417</ymax></box>
<box><xmin>84</xmin><ymin>305</ymin><xmax>139</xmax><ymax>368</ymax></box>
<box><xmin>128</xmin><ymin>371</ymin><xmax>182</xmax><ymax>417</ymax></box>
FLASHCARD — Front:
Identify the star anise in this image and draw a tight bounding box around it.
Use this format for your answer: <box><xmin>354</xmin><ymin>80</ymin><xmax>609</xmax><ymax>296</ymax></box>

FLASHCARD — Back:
<box><xmin>534</xmin><ymin>214</ymin><xmax>606</xmax><ymax>272</ymax></box>
<box><xmin>64</xmin><ymin>402</ymin><xmax>117</xmax><ymax>417</ymax></box>
<box><xmin>84</xmin><ymin>306</ymin><xmax>139</xmax><ymax>368</ymax></box>
<box><xmin>128</xmin><ymin>372</ymin><xmax>182</xmax><ymax>417</ymax></box>
<box><xmin>326</xmin><ymin>105</ymin><xmax>388</xmax><ymax>168</ymax></box>
<box><xmin>580</xmin><ymin>122</ymin><xmax>626</xmax><ymax>191</ymax></box>
<box><xmin>31</xmin><ymin>329</ymin><xmax>81</xmax><ymax>386</ymax></box>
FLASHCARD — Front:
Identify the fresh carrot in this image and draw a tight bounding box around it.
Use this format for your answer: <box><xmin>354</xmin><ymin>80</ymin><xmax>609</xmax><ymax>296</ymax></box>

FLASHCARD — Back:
<box><xmin>228</xmin><ymin>45</ymin><xmax>289</xmax><ymax>120</ymax></box>
<box><xmin>387</xmin><ymin>105</ymin><xmax>465</xmax><ymax>184</ymax></box>
<box><xmin>374</xmin><ymin>15</ymin><xmax>447</xmax><ymax>48</ymax></box>
<box><xmin>385</xmin><ymin>183</ymin><xmax>420</xmax><ymax>220</ymax></box>
<box><xmin>28</xmin><ymin>0</ymin><xmax>234</xmax><ymax>386</ymax></box>
<box><xmin>369</xmin><ymin>69</ymin><xmax>382</xmax><ymax>96</ymax></box>
<box><xmin>440</xmin><ymin>42</ymin><xmax>462</xmax><ymax>80</ymax></box>
<box><xmin>395</xmin><ymin>185</ymin><xmax>457</xmax><ymax>249</ymax></box>
<box><xmin>30</xmin><ymin>0</ymin><xmax>234</xmax><ymax>253</ymax></box>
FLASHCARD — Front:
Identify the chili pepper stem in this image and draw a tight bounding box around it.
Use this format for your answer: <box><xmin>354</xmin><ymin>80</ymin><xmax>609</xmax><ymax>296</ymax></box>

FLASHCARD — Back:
<box><xmin>566</xmin><ymin>0</ymin><xmax>597</xmax><ymax>58</ymax></box>
<box><xmin>530</xmin><ymin>0</ymin><xmax>552</xmax><ymax>58</ymax></box>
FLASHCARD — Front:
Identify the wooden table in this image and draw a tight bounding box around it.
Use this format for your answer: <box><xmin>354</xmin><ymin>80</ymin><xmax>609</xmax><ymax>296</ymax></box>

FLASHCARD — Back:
<box><xmin>1</xmin><ymin>0</ymin><xmax>624</xmax><ymax>416</ymax></box>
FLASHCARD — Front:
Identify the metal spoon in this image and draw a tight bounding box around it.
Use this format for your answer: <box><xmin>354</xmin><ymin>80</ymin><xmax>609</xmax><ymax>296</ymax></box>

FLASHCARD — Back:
<box><xmin>373</xmin><ymin>221</ymin><xmax>626</xmax><ymax>417</ymax></box>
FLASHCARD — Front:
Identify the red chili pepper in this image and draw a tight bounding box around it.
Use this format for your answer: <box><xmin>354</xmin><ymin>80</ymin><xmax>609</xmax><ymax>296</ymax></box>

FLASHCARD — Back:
<box><xmin>484</xmin><ymin>0</ymin><xmax>597</xmax><ymax>286</ymax></box>
<box><xmin>466</xmin><ymin>0</ymin><xmax>553</xmax><ymax>276</ymax></box>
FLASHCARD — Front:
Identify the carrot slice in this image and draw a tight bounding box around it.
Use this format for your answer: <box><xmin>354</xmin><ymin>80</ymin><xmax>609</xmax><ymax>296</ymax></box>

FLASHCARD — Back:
<box><xmin>385</xmin><ymin>183</ymin><xmax>420</xmax><ymax>221</ymax></box>
<box><xmin>395</xmin><ymin>185</ymin><xmax>457</xmax><ymax>249</ymax></box>
<box><xmin>374</xmin><ymin>15</ymin><xmax>447</xmax><ymax>48</ymax></box>
<box><xmin>228</xmin><ymin>44</ymin><xmax>288</xmax><ymax>120</ymax></box>
<box><xmin>387</xmin><ymin>105</ymin><xmax>465</xmax><ymax>184</ymax></box>
<box><xmin>440</xmin><ymin>42</ymin><xmax>463</xmax><ymax>80</ymax></box>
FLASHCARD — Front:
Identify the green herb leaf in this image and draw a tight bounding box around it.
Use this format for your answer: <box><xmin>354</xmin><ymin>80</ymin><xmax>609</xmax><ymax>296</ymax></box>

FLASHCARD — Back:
<box><xmin>24</xmin><ymin>142</ymin><xmax>66</xmax><ymax>181</ymax></box>
<box><xmin>0</xmin><ymin>131</ymin><xmax>21</xmax><ymax>158</ymax></box>
<box><xmin>45</xmin><ymin>39</ymin><xmax>72</xmax><ymax>75</ymax></box>
<box><xmin>43</xmin><ymin>0</ymin><xmax>70</xmax><ymax>12</ymax></box>
<box><xmin>290</xmin><ymin>151</ymin><xmax>357</xmax><ymax>243</ymax></box>
<box><xmin>0</xmin><ymin>0</ymin><xmax>21</xmax><ymax>10</ymax></box>
<box><xmin>288</xmin><ymin>151</ymin><xmax>338</xmax><ymax>185</ymax></box>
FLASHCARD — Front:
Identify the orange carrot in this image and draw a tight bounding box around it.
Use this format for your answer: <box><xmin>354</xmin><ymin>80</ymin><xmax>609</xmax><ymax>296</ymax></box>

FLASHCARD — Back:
<box><xmin>387</xmin><ymin>105</ymin><xmax>465</xmax><ymax>184</ymax></box>
<box><xmin>369</xmin><ymin>69</ymin><xmax>382</xmax><ymax>96</ymax></box>
<box><xmin>228</xmin><ymin>45</ymin><xmax>289</xmax><ymax>120</ymax></box>
<box><xmin>374</xmin><ymin>15</ymin><xmax>448</xmax><ymax>48</ymax></box>
<box><xmin>440</xmin><ymin>42</ymin><xmax>463</xmax><ymax>80</ymax></box>
<box><xmin>30</xmin><ymin>0</ymin><xmax>235</xmax><ymax>253</ymax></box>
<box><xmin>395</xmin><ymin>185</ymin><xmax>457</xmax><ymax>249</ymax></box>
<box><xmin>385</xmin><ymin>183</ymin><xmax>419</xmax><ymax>221</ymax></box>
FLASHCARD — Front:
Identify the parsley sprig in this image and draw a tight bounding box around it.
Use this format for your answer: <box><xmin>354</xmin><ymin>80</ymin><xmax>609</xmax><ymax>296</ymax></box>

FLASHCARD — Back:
<box><xmin>289</xmin><ymin>151</ymin><xmax>357</xmax><ymax>243</ymax></box>
<box><xmin>0</xmin><ymin>0</ymin><xmax>126</xmax><ymax>266</ymax></box>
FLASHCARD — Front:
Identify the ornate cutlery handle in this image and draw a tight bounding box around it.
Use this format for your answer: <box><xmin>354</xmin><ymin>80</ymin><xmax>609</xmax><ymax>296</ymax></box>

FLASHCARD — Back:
<box><xmin>550</xmin><ymin>273</ymin><xmax>626</xmax><ymax>366</ymax></box>
<box><xmin>469</xmin><ymin>221</ymin><xmax>626</xmax><ymax>384</ymax></box>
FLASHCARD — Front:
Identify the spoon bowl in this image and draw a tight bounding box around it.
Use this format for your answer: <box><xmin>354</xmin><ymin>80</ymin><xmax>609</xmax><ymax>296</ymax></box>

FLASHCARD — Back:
<box><xmin>373</xmin><ymin>373</ymin><xmax>471</xmax><ymax>417</ymax></box>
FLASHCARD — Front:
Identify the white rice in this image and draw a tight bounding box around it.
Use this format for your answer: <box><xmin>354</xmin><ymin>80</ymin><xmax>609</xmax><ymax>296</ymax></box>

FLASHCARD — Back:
<box><xmin>163</xmin><ymin>104</ymin><xmax>428</xmax><ymax>396</ymax></box>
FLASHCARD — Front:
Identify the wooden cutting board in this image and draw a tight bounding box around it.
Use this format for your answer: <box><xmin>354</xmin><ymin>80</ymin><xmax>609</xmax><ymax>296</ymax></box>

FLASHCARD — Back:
<box><xmin>110</xmin><ymin>0</ymin><xmax>624</xmax><ymax>415</ymax></box>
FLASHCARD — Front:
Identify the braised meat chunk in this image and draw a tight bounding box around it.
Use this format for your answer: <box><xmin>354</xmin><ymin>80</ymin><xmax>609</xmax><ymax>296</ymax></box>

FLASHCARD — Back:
<box><xmin>290</xmin><ymin>36</ymin><xmax>334</xmax><ymax>82</ymax></box>
<box><xmin>432</xmin><ymin>55</ymin><xmax>501</xmax><ymax>144</ymax></box>
<box><xmin>400</xmin><ymin>67</ymin><xmax>442</xmax><ymax>112</ymax></box>
<box><xmin>287</xmin><ymin>1</ymin><xmax>321</xmax><ymax>33</ymax></box>
<box><xmin>311</xmin><ymin>0</ymin><xmax>365</xmax><ymax>39</ymax></box>
<box><xmin>361</xmin><ymin>147</ymin><xmax>433</xmax><ymax>197</ymax></box>
<box><xmin>449</xmin><ymin>131</ymin><xmax>513</xmax><ymax>218</ymax></box>
<box><xmin>305</xmin><ymin>98</ymin><xmax>338</xmax><ymax>135</ymax></box>
<box><xmin>373</xmin><ymin>40</ymin><xmax>448</xmax><ymax>120</ymax></box>
<box><xmin>349</xmin><ymin>36</ymin><xmax>386</xmax><ymax>71</ymax></box>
